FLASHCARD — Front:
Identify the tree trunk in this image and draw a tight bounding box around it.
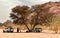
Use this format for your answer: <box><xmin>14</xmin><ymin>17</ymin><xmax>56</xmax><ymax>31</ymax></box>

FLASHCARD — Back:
<box><xmin>25</xmin><ymin>24</ymin><xmax>32</xmax><ymax>32</ymax></box>
<box><xmin>24</xmin><ymin>23</ymin><xmax>30</xmax><ymax>30</ymax></box>
<box><xmin>32</xmin><ymin>24</ymin><xmax>37</xmax><ymax>31</ymax></box>
<box><xmin>31</xmin><ymin>24</ymin><xmax>32</xmax><ymax>30</ymax></box>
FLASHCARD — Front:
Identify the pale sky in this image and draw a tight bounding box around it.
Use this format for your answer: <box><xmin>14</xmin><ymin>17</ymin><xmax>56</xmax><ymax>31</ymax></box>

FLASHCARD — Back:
<box><xmin>0</xmin><ymin>0</ymin><xmax>60</xmax><ymax>23</ymax></box>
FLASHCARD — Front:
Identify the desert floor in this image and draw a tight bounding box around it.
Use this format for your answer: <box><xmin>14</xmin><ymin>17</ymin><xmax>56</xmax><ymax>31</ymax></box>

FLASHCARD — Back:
<box><xmin>0</xmin><ymin>29</ymin><xmax>60</xmax><ymax>38</ymax></box>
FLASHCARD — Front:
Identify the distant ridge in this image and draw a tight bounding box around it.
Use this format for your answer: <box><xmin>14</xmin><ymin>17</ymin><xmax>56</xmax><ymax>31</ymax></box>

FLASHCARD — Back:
<box><xmin>0</xmin><ymin>23</ymin><xmax>3</xmax><ymax>26</ymax></box>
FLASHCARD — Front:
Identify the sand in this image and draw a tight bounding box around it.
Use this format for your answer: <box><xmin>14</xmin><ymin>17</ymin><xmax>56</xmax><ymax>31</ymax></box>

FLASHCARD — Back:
<box><xmin>0</xmin><ymin>29</ymin><xmax>60</xmax><ymax>38</ymax></box>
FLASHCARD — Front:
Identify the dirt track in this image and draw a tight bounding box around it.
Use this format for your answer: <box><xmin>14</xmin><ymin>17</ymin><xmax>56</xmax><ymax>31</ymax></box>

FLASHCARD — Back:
<box><xmin>0</xmin><ymin>33</ymin><xmax>60</xmax><ymax>38</ymax></box>
<box><xmin>0</xmin><ymin>29</ymin><xmax>60</xmax><ymax>38</ymax></box>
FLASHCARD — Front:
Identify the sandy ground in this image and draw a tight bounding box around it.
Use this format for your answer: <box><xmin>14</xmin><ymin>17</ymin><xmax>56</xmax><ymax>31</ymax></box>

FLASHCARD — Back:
<box><xmin>0</xmin><ymin>29</ymin><xmax>60</xmax><ymax>38</ymax></box>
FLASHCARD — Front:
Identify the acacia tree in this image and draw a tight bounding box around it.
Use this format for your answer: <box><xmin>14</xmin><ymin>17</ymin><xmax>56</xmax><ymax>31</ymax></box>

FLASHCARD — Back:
<box><xmin>10</xmin><ymin>6</ymin><xmax>31</xmax><ymax>30</ymax></box>
<box><xmin>30</xmin><ymin>5</ymin><xmax>55</xmax><ymax>30</ymax></box>
<box><xmin>10</xmin><ymin>5</ymin><xmax>55</xmax><ymax>32</ymax></box>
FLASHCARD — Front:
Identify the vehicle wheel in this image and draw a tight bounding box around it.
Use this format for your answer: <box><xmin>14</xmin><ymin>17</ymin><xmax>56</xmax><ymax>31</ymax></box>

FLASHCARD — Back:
<box><xmin>26</xmin><ymin>31</ymin><xmax>29</xmax><ymax>32</ymax></box>
<box><xmin>3</xmin><ymin>31</ymin><xmax>5</xmax><ymax>33</ymax></box>
<box><xmin>11</xmin><ymin>31</ymin><xmax>13</xmax><ymax>33</ymax></box>
<box><xmin>40</xmin><ymin>29</ymin><xmax>42</xmax><ymax>32</ymax></box>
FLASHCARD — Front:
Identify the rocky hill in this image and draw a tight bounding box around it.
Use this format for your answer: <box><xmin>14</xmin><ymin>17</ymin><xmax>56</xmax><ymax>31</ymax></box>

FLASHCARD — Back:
<box><xmin>41</xmin><ymin>1</ymin><xmax>60</xmax><ymax>17</ymax></box>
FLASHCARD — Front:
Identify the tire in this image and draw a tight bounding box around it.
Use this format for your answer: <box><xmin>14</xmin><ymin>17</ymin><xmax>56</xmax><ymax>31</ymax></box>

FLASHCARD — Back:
<box><xmin>26</xmin><ymin>31</ymin><xmax>29</xmax><ymax>32</ymax></box>
<box><xmin>3</xmin><ymin>31</ymin><xmax>5</xmax><ymax>33</ymax></box>
<box><xmin>40</xmin><ymin>29</ymin><xmax>42</xmax><ymax>32</ymax></box>
<box><xmin>11</xmin><ymin>31</ymin><xmax>13</xmax><ymax>33</ymax></box>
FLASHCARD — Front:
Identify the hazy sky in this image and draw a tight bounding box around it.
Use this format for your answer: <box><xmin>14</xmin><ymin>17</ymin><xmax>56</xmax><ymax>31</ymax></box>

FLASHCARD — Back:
<box><xmin>0</xmin><ymin>0</ymin><xmax>60</xmax><ymax>23</ymax></box>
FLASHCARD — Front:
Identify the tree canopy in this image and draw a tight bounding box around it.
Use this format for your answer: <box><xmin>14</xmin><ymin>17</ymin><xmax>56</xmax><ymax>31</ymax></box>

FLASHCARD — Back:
<box><xmin>10</xmin><ymin>4</ymin><xmax>55</xmax><ymax>31</ymax></box>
